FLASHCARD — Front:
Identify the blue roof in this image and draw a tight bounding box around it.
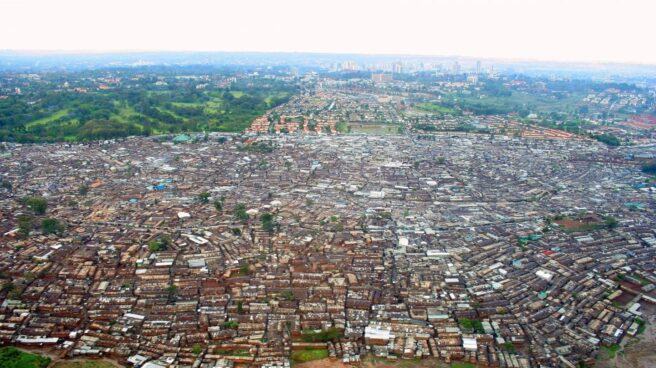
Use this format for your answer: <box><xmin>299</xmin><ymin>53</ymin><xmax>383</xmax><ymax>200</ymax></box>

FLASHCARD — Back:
<box><xmin>173</xmin><ymin>134</ymin><xmax>192</xmax><ymax>142</ymax></box>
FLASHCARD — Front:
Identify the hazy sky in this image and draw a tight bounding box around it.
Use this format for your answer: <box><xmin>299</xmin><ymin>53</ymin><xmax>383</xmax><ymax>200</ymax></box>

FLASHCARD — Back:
<box><xmin>1</xmin><ymin>0</ymin><xmax>654</xmax><ymax>64</ymax></box>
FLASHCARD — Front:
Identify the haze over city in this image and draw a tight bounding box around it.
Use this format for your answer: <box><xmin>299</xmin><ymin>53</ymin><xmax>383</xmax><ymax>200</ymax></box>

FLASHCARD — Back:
<box><xmin>1</xmin><ymin>0</ymin><xmax>656</xmax><ymax>64</ymax></box>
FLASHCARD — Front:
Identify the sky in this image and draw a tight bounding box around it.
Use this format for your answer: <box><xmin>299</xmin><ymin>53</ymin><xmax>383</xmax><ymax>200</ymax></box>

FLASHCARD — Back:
<box><xmin>1</xmin><ymin>0</ymin><xmax>654</xmax><ymax>64</ymax></box>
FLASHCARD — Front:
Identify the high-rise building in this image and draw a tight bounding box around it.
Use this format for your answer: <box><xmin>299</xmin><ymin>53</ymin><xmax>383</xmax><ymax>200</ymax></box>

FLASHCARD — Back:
<box><xmin>341</xmin><ymin>61</ymin><xmax>359</xmax><ymax>71</ymax></box>
<box><xmin>476</xmin><ymin>60</ymin><xmax>482</xmax><ymax>75</ymax></box>
<box><xmin>451</xmin><ymin>61</ymin><xmax>461</xmax><ymax>75</ymax></box>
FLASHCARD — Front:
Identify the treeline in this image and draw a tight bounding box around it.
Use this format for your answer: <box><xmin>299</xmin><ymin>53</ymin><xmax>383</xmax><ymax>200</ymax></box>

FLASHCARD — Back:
<box><xmin>591</xmin><ymin>133</ymin><xmax>620</xmax><ymax>147</ymax></box>
<box><xmin>413</xmin><ymin>123</ymin><xmax>490</xmax><ymax>134</ymax></box>
<box><xmin>440</xmin><ymin>99</ymin><xmax>527</xmax><ymax>116</ymax></box>
<box><xmin>78</xmin><ymin>120</ymin><xmax>142</xmax><ymax>140</ymax></box>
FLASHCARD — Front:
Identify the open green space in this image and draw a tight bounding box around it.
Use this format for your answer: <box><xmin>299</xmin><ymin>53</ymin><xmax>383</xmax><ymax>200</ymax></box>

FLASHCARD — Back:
<box><xmin>416</xmin><ymin>102</ymin><xmax>457</xmax><ymax>115</ymax></box>
<box><xmin>0</xmin><ymin>347</ymin><xmax>51</xmax><ymax>368</ymax></box>
<box><xmin>348</xmin><ymin>123</ymin><xmax>402</xmax><ymax>135</ymax></box>
<box><xmin>600</xmin><ymin>344</ymin><xmax>621</xmax><ymax>359</ymax></box>
<box><xmin>290</xmin><ymin>349</ymin><xmax>329</xmax><ymax>363</ymax></box>
<box><xmin>25</xmin><ymin>109</ymin><xmax>70</xmax><ymax>128</ymax></box>
<box><xmin>213</xmin><ymin>348</ymin><xmax>250</xmax><ymax>356</ymax></box>
<box><xmin>450</xmin><ymin>363</ymin><xmax>476</xmax><ymax>368</ymax></box>
<box><xmin>300</xmin><ymin>327</ymin><xmax>342</xmax><ymax>342</ymax></box>
<box><xmin>0</xmin><ymin>75</ymin><xmax>297</xmax><ymax>143</ymax></box>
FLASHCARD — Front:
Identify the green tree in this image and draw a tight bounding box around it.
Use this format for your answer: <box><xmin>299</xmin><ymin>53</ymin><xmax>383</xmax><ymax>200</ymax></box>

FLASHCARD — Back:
<box><xmin>23</xmin><ymin>197</ymin><xmax>48</xmax><ymax>215</ymax></box>
<box><xmin>197</xmin><ymin>191</ymin><xmax>210</xmax><ymax>204</ymax></box>
<box><xmin>78</xmin><ymin>184</ymin><xmax>89</xmax><ymax>196</ymax></box>
<box><xmin>604</xmin><ymin>216</ymin><xmax>618</xmax><ymax>229</ymax></box>
<box><xmin>148</xmin><ymin>240</ymin><xmax>163</xmax><ymax>252</ymax></box>
<box><xmin>233</xmin><ymin>203</ymin><xmax>249</xmax><ymax>222</ymax></box>
<box><xmin>1</xmin><ymin>282</ymin><xmax>15</xmax><ymax>294</ymax></box>
<box><xmin>160</xmin><ymin>234</ymin><xmax>172</xmax><ymax>247</ymax></box>
<box><xmin>17</xmin><ymin>214</ymin><xmax>33</xmax><ymax>238</ymax></box>
<box><xmin>0</xmin><ymin>181</ymin><xmax>12</xmax><ymax>191</ymax></box>
<box><xmin>41</xmin><ymin>218</ymin><xmax>64</xmax><ymax>235</ymax></box>
<box><xmin>503</xmin><ymin>341</ymin><xmax>517</xmax><ymax>354</ymax></box>
<box><xmin>278</xmin><ymin>290</ymin><xmax>295</xmax><ymax>301</ymax></box>
<box><xmin>223</xmin><ymin>320</ymin><xmax>239</xmax><ymax>329</ymax></box>
<box><xmin>592</xmin><ymin>133</ymin><xmax>620</xmax><ymax>147</ymax></box>
<box><xmin>641</xmin><ymin>160</ymin><xmax>656</xmax><ymax>174</ymax></box>
<box><xmin>260</xmin><ymin>212</ymin><xmax>276</xmax><ymax>233</ymax></box>
<box><xmin>459</xmin><ymin>317</ymin><xmax>485</xmax><ymax>333</ymax></box>
<box><xmin>192</xmin><ymin>344</ymin><xmax>202</xmax><ymax>355</ymax></box>
<box><xmin>167</xmin><ymin>284</ymin><xmax>178</xmax><ymax>302</ymax></box>
<box><xmin>148</xmin><ymin>235</ymin><xmax>171</xmax><ymax>252</ymax></box>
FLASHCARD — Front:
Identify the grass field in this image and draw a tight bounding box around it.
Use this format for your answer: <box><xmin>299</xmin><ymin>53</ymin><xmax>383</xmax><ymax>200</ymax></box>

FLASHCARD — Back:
<box><xmin>449</xmin><ymin>363</ymin><xmax>476</xmax><ymax>368</ymax></box>
<box><xmin>110</xmin><ymin>105</ymin><xmax>141</xmax><ymax>123</ymax></box>
<box><xmin>0</xmin><ymin>347</ymin><xmax>51</xmax><ymax>368</ymax></box>
<box><xmin>170</xmin><ymin>101</ymin><xmax>204</xmax><ymax>107</ymax></box>
<box><xmin>291</xmin><ymin>349</ymin><xmax>329</xmax><ymax>363</ymax></box>
<box><xmin>416</xmin><ymin>103</ymin><xmax>457</xmax><ymax>115</ymax></box>
<box><xmin>601</xmin><ymin>344</ymin><xmax>622</xmax><ymax>359</ymax></box>
<box><xmin>25</xmin><ymin>109</ymin><xmax>70</xmax><ymax>127</ymax></box>
<box><xmin>348</xmin><ymin>123</ymin><xmax>401</xmax><ymax>135</ymax></box>
<box><xmin>172</xmin><ymin>99</ymin><xmax>222</xmax><ymax>114</ymax></box>
<box><xmin>454</xmin><ymin>91</ymin><xmax>585</xmax><ymax>115</ymax></box>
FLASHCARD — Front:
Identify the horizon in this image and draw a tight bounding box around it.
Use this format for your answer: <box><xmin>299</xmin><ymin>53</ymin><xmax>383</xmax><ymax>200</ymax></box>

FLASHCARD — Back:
<box><xmin>2</xmin><ymin>0</ymin><xmax>655</xmax><ymax>65</ymax></box>
<box><xmin>2</xmin><ymin>49</ymin><xmax>656</xmax><ymax>68</ymax></box>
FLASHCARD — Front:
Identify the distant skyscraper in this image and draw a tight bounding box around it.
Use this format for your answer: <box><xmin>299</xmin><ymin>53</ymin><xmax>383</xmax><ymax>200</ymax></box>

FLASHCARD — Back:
<box><xmin>341</xmin><ymin>61</ymin><xmax>359</xmax><ymax>71</ymax></box>
<box><xmin>451</xmin><ymin>61</ymin><xmax>461</xmax><ymax>75</ymax></box>
<box><xmin>392</xmin><ymin>62</ymin><xmax>403</xmax><ymax>74</ymax></box>
<box><xmin>476</xmin><ymin>60</ymin><xmax>482</xmax><ymax>75</ymax></box>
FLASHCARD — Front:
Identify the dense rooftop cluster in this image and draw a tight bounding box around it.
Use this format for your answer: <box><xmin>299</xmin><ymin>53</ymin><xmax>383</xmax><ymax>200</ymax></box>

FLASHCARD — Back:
<box><xmin>0</xmin><ymin>131</ymin><xmax>655</xmax><ymax>367</ymax></box>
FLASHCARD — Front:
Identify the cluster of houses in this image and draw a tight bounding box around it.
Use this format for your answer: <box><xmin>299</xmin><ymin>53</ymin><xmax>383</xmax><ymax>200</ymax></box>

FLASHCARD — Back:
<box><xmin>0</xmin><ymin>132</ymin><xmax>654</xmax><ymax>367</ymax></box>
<box><xmin>246</xmin><ymin>87</ymin><xmax>403</xmax><ymax>135</ymax></box>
